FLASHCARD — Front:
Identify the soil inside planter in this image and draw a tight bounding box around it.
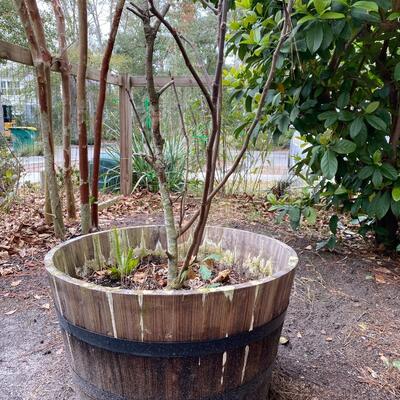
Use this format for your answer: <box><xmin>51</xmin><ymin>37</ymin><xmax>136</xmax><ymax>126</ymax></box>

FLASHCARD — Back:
<box><xmin>83</xmin><ymin>254</ymin><xmax>254</xmax><ymax>290</ymax></box>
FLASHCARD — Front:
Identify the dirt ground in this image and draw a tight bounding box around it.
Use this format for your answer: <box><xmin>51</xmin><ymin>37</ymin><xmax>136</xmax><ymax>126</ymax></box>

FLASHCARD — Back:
<box><xmin>0</xmin><ymin>190</ymin><xmax>399</xmax><ymax>400</ymax></box>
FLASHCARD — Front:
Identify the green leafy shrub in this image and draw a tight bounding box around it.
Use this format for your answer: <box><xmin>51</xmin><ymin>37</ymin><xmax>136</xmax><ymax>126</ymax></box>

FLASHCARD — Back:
<box><xmin>225</xmin><ymin>0</ymin><xmax>400</xmax><ymax>248</ymax></box>
<box><xmin>0</xmin><ymin>140</ymin><xmax>21</xmax><ymax>209</ymax></box>
<box><xmin>103</xmin><ymin>131</ymin><xmax>186</xmax><ymax>193</ymax></box>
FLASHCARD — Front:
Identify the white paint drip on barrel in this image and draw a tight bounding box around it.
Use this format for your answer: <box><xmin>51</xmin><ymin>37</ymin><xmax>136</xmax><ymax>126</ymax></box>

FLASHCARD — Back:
<box><xmin>249</xmin><ymin>285</ymin><xmax>260</xmax><ymax>332</ymax></box>
<box><xmin>65</xmin><ymin>333</ymin><xmax>76</xmax><ymax>366</ymax></box>
<box><xmin>220</xmin><ymin>351</ymin><xmax>227</xmax><ymax>386</ymax></box>
<box><xmin>241</xmin><ymin>345</ymin><xmax>249</xmax><ymax>384</ymax></box>
<box><xmin>107</xmin><ymin>292</ymin><xmax>118</xmax><ymax>338</ymax></box>
<box><xmin>223</xmin><ymin>287</ymin><xmax>235</xmax><ymax>302</ymax></box>
<box><xmin>138</xmin><ymin>294</ymin><xmax>144</xmax><ymax>341</ymax></box>
<box><xmin>198</xmin><ymin>357</ymin><xmax>201</xmax><ymax>366</ymax></box>
<box><xmin>52</xmin><ymin>276</ymin><xmax>63</xmax><ymax>314</ymax></box>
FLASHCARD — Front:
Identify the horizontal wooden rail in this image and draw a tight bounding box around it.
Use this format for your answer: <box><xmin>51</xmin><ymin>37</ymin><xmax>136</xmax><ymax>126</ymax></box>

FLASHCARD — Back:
<box><xmin>0</xmin><ymin>40</ymin><xmax>209</xmax><ymax>88</ymax></box>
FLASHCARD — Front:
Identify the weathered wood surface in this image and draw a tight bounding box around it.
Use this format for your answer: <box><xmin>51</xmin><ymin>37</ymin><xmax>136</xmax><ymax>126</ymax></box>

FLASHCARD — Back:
<box><xmin>45</xmin><ymin>226</ymin><xmax>298</xmax><ymax>400</ymax></box>
<box><xmin>119</xmin><ymin>74</ymin><xmax>133</xmax><ymax>195</ymax></box>
<box><xmin>0</xmin><ymin>40</ymin><xmax>210</xmax><ymax>88</ymax></box>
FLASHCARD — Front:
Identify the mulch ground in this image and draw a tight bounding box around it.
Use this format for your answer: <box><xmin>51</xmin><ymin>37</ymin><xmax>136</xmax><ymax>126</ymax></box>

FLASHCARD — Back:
<box><xmin>0</xmin><ymin>189</ymin><xmax>399</xmax><ymax>400</ymax></box>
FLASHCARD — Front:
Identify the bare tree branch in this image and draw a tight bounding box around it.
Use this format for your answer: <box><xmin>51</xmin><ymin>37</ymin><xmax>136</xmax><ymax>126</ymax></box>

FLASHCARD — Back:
<box><xmin>170</xmin><ymin>77</ymin><xmax>190</xmax><ymax>228</ymax></box>
<box><xmin>179</xmin><ymin>0</ymin><xmax>229</xmax><ymax>271</ymax></box>
<box><xmin>127</xmin><ymin>6</ymin><xmax>145</xmax><ymax>20</ymax></box>
<box><xmin>179</xmin><ymin>0</ymin><xmax>295</xmax><ymax>237</ymax></box>
<box><xmin>126</xmin><ymin>88</ymin><xmax>155</xmax><ymax>162</ymax></box>
<box><xmin>198</xmin><ymin>0</ymin><xmax>218</xmax><ymax>14</ymax></box>
<box><xmin>152</xmin><ymin>3</ymin><xmax>170</xmax><ymax>33</ymax></box>
<box><xmin>148</xmin><ymin>0</ymin><xmax>214</xmax><ymax>112</ymax></box>
<box><xmin>129</xmin><ymin>1</ymin><xmax>145</xmax><ymax>16</ymax></box>
<box><xmin>157</xmin><ymin>79</ymin><xmax>174</xmax><ymax>97</ymax></box>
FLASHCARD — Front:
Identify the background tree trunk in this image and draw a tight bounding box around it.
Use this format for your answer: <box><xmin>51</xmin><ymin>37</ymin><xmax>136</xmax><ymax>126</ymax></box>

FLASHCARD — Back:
<box><xmin>51</xmin><ymin>0</ymin><xmax>76</xmax><ymax>220</ymax></box>
<box><xmin>91</xmin><ymin>0</ymin><xmax>126</xmax><ymax>228</ymax></box>
<box><xmin>14</xmin><ymin>0</ymin><xmax>65</xmax><ymax>238</ymax></box>
<box><xmin>77</xmin><ymin>0</ymin><xmax>91</xmax><ymax>233</ymax></box>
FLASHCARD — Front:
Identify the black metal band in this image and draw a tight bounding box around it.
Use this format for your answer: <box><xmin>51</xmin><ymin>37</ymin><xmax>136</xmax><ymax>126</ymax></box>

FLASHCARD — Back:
<box><xmin>58</xmin><ymin>308</ymin><xmax>286</xmax><ymax>359</ymax></box>
<box><xmin>72</xmin><ymin>364</ymin><xmax>273</xmax><ymax>400</ymax></box>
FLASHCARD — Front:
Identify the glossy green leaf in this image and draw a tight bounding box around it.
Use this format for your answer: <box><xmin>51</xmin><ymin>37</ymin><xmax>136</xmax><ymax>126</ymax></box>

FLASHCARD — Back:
<box><xmin>358</xmin><ymin>165</ymin><xmax>375</xmax><ymax>180</ymax></box>
<box><xmin>314</xmin><ymin>0</ymin><xmax>330</xmax><ymax>14</ymax></box>
<box><xmin>337</xmin><ymin>92</ymin><xmax>350</xmax><ymax>108</ymax></box>
<box><xmin>321</xmin><ymin>150</ymin><xmax>338</xmax><ymax>179</ymax></box>
<box><xmin>306</xmin><ymin>23</ymin><xmax>324</xmax><ymax>54</ymax></box>
<box><xmin>331</xmin><ymin>139</ymin><xmax>357</xmax><ymax>154</ymax></box>
<box><xmin>320</xmin><ymin>11</ymin><xmax>345</xmax><ymax>19</ymax></box>
<box><xmin>329</xmin><ymin>215</ymin><xmax>339</xmax><ymax>234</ymax></box>
<box><xmin>297</xmin><ymin>14</ymin><xmax>316</xmax><ymax>25</ymax></box>
<box><xmin>395</xmin><ymin>63</ymin><xmax>400</xmax><ymax>81</ymax></box>
<box><xmin>392</xmin><ymin>185</ymin><xmax>400</xmax><ymax>202</ymax></box>
<box><xmin>392</xmin><ymin>199</ymin><xmax>400</xmax><ymax>217</ymax></box>
<box><xmin>372</xmin><ymin>170</ymin><xmax>383</xmax><ymax>188</ymax></box>
<box><xmin>352</xmin><ymin>1</ymin><xmax>379</xmax><ymax>12</ymax></box>
<box><xmin>365</xmin><ymin>115</ymin><xmax>387</xmax><ymax>131</ymax></box>
<box><xmin>365</xmin><ymin>101</ymin><xmax>380</xmax><ymax>114</ymax></box>
<box><xmin>380</xmin><ymin>164</ymin><xmax>398</xmax><ymax>181</ymax></box>
<box><xmin>350</xmin><ymin>117</ymin><xmax>364</xmax><ymax>138</ymax></box>
<box><xmin>376</xmin><ymin>192</ymin><xmax>391</xmax><ymax>219</ymax></box>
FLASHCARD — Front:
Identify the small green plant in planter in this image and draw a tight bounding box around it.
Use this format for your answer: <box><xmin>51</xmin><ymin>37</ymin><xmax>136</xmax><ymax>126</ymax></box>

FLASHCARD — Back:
<box><xmin>108</xmin><ymin>229</ymin><xmax>140</xmax><ymax>281</ymax></box>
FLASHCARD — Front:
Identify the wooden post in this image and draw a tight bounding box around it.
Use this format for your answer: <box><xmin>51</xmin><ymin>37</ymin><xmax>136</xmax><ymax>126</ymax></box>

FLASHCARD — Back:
<box><xmin>119</xmin><ymin>73</ymin><xmax>132</xmax><ymax>195</ymax></box>
<box><xmin>0</xmin><ymin>91</ymin><xmax>4</xmax><ymax>135</ymax></box>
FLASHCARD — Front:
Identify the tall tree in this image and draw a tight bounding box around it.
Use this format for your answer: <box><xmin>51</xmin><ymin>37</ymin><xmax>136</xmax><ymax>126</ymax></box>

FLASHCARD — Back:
<box><xmin>51</xmin><ymin>0</ymin><xmax>76</xmax><ymax>220</ymax></box>
<box><xmin>77</xmin><ymin>0</ymin><xmax>91</xmax><ymax>233</ymax></box>
<box><xmin>13</xmin><ymin>0</ymin><xmax>65</xmax><ymax>239</ymax></box>
<box><xmin>91</xmin><ymin>0</ymin><xmax>126</xmax><ymax>228</ymax></box>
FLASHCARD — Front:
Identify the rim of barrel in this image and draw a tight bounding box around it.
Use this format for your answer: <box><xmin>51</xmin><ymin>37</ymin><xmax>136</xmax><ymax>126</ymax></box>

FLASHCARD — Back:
<box><xmin>44</xmin><ymin>225</ymin><xmax>298</xmax><ymax>297</ymax></box>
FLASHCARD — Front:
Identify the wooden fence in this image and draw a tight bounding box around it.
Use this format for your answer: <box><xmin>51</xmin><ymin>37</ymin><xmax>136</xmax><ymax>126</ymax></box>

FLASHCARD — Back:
<box><xmin>0</xmin><ymin>39</ymin><xmax>207</xmax><ymax>194</ymax></box>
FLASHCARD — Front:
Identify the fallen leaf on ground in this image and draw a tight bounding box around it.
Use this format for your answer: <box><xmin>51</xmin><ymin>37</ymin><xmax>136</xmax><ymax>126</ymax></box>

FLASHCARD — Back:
<box><xmin>5</xmin><ymin>309</ymin><xmax>17</xmax><ymax>315</ymax></box>
<box><xmin>325</xmin><ymin>336</ymin><xmax>333</xmax><ymax>342</ymax></box>
<box><xmin>374</xmin><ymin>274</ymin><xmax>386</xmax><ymax>284</ymax></box>
<box><xmin>374</xmin><ymin>267</ymin><xmax>392</xmax><ymax>275</ymax></box>
<box><xmin>11</xmin><ymin>280</ymin><xmax>22</xmax><ymax>287</ymax></box>
<box><xmin>279</xmin><ymin>336</ymin><xmax>289</xmax><ymax>345</ymax></box>
<box><xmin>211</xmin><ymin>269</ymin><xmax>230</xmax><ymax>284</ymax></box>
<box><xmin>296</xmin><ymin>332</ymin><xmax>302</xmax><ymax>338</ymax></box>
<box><xmin>133</xmin><ymin>271</ymin><xmax>147</xmax><ymax>283</ymax></box>
<box><xmin>0</xmin><ymin>267</ymin><xmax>14</xmax><ymax>276</ymax></box>
<box><xmin>41</xmin><ymin>303</ymin><xmax>50</xmax><ymax>310</ymax></box>
<box><xmin>305</xmin><ymin>245</ymin><xmax>312</xmax><ymax>250</ymax></box>
<box><xmin>367</xmin><ymin>367</ymin><xmax>378</xmax><ymax>379</ymax></box>
<box><xmin>33</xmin><ymin>294</ymin><xmax>42</xmax><ymax>300</ymax></box>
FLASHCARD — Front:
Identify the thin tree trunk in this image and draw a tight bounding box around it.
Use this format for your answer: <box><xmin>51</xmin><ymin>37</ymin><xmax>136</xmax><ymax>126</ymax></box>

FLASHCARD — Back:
<box><xmin>70</xmin><ymin>76</ymin><xmax>78</xmax><ymax>142</ymax></box>
<box><xmin>77</xmin><ymin>0</ymin><xmax>91</xmax><ymax>233</ymax></box>
<box><xmin>51</xmin><ymin>0</ymin><xmax>76</xmax><ymax>220</ymax></box>
<box><xmin>132</xmin><ymin>2</ymin><xmax>178</xmax><ymax>284</ymax></box>
<box><xmin>146</xmin><ymin>27</ymin><xmax>178</xmax><ymax>283</ymax></box>
<box><xmin>14</xmin><ymin>0</ymin><xmax>65</xmax><ymax>238</ymax></box>
<box><xmin>0</xmin><ymin>92</ymin><xmax>4</xmax><ymax>135</ymax></box>
<box><xmin>91</xmin><ymin>0</ymin><xmax>126</xmax><ymax>228</ymax></box>
<box><xmin>180</xmin><ymin>0</ymin><xmax>228</xmax><ymax>271</ymax></box>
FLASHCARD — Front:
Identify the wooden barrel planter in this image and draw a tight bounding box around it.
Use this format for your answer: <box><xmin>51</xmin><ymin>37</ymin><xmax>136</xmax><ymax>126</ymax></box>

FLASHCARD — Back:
<box><xmin>45</xmin><ymin>226</ymin><xmax>298</xmax><ymax>400</ymax></box>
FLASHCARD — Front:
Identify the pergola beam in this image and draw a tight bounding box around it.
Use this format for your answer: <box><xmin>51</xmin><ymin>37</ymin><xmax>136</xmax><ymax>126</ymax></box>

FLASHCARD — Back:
<box><xmin>0</xmin><ymin>40</ymin><xmax>209</xmax><ymax>87</ymax></box>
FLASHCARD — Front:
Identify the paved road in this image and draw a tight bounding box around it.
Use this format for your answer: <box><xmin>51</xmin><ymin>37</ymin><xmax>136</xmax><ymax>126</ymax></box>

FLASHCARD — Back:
<box><xmin>19</xmin><ymin>145</ymin><xmax>291</xmax><ymax>186</ymax></box>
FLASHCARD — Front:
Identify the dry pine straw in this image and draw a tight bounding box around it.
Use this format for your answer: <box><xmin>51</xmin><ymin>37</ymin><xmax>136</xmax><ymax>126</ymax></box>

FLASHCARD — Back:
<box><xmin>85</xmin><ymin>255</ymin><xmax>251</xmax><ymax>291</ymax></box>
